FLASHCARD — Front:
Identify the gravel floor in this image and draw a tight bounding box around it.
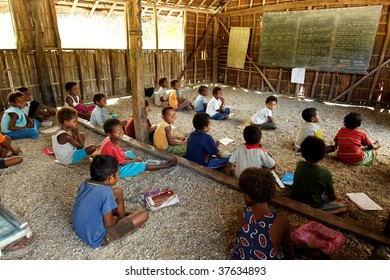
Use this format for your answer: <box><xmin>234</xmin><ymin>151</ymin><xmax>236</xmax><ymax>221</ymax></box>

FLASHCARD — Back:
<box><xmin>1</xmin><ymin>84</ymin><xmax>389</xmax><ymax>259</ymax></box>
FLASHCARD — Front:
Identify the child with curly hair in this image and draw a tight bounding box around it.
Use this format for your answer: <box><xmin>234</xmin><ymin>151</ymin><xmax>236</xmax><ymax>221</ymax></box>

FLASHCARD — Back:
<box><xmin>230</xmin><ymin>168</ymin><xmax>293</xmax><ymax>260</ymax></box>
<box><xmin>334</xmin><ymin>112</ymin><xmax>380</xmax><ymax>165</ymax></box>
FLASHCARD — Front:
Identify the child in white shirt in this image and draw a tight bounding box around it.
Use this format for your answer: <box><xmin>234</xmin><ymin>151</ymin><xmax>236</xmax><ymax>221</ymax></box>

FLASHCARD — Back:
<box><xmin>206</xmin><ymin>86</ymin><xmax>230</xmax><ymax>120</ymax></box>
<box><xmin>251</xmin><ymin>96</ymin><xmax>277</xmax><ymax>130</ymax></box>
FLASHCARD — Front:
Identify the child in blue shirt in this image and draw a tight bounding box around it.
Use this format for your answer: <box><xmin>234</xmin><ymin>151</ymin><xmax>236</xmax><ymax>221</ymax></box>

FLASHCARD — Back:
<box><xmin>185</xmin><ymin>112</ymin><xmax>229</xmax><ymax>169</ymax></box>
<box><xmin>1</xmin><ymin>91</ymin><xmax>40</xmax><ymax>140</ymax></box>
<box><xmin>90</xmin><ymin>93</ymin><xmax>109</xmax><ymax>126</ymax></box>
<box><xmin>72</xmin><ymin>155</ymin><xmax>149</xmax><ymax>248</ymax></box>
<box><xmin>194</xmin><ymin>86</ymin><xmax>208</xmax><ymax>113</ymax></box>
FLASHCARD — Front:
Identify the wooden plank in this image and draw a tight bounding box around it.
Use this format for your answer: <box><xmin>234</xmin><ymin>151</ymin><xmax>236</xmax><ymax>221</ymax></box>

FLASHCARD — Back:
<box><xmin>30</xmin><ymin>0</ymin><xmax>56</xmax><ymax>107</ymax></box>
<box><xmin>204</xmin><ymin>13</ymin><xmax>208</xmax><ymax>82</ymax></box>
<box><xmin>218</xmin><ymin>0</ymin><xmax>388</xmax><ymax>18</ymax></box>
<box><xmin>310</xmin><ymin>71</ymin><xmax>319</xmax><ymax>98</ymax></box>
<box><xmin>247</xmin><ymin>13</ymin><xmax>256</xmax><ymax>89</ymax></box>
<box><xmin>76</xmin><ymin>50</ymin><xmax>86</xmax><ymax>100</ymax></box>
<box><xmin>346</xmin><ymin>75</ymin><xmax>356</xmax><ymax>103</ymax></box>
<box><xmin>107</xmin><ymin>3</ymin><xmax>117</xmax><ymax>17</ymax></box>
<box><xmin>328</xmin><ymin>73</ymin><xmax>336</xmax><ymax>100</ymax></box>
<box><xmin>194</xmin><ymin>12</ymin><xmax>199</xmax><ymax>83</ymax></box>
<box><xmin>79</xmin><ymin>118</ymin><xmax>390</xmax><ymax>247</ymax></box>
<box><xmin>276</xmin><ymin>68</ymin><xmax>283</xmax><ymax>93</ymax></box>
<box><xmin>154</xmin><ymin>6</ymin><xmax>161</xmax><ymax>87</ymax></box>
<box><xmin>94</xmin><ymin>51</ymin><xmax>102</xmax><ymax>92</ymax></box>
<box><xmin>333</xmin><ymin>58</ymin><xmax>390</xmax><ymax>101</ymax></box>
<box><xmin>90</xmin><ymin>1</ymin><xmax>100</xmax><ymax>16</ymax></box>
<box><xmin>212</xmin><ymin>15</ymin><xmax>218</xmax><ymax>82</ymax></box>
<box><xmin>71</xmin><ymin>0</ymin><xmax>78</xmax><ymax>15</ymax></box>
<box><xmin>368</xmin><ymin>13</ymin><xmax>390</xmax><ymax>105</ymax></box>
<box><xmin>126</xmin><ymin>0</ymin><xmax>148</xmax><ymax>143</ymax></box>
<box><xmin>109</xmin><ymin>50</ymin><xmax>117</xmax><ymax>96</ymax></box>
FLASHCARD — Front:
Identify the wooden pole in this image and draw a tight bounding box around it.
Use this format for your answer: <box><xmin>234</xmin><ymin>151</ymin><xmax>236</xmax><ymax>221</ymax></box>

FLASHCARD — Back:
<box><xmin>194</xmin><ymin>12</ymin><xmax>199</xmax><ymax>83</ymax></box>
<box><xmin>367</xmin><ymin>14</ymin><xmax>390</xmax><ymax>105</ymax></box>
<box><xmin>346</xmin><ymin>75</ymin><xmax>356</xmax><ymax>103</ymax></box>
<box><xmin>204</xmin><ymin>13</ymin><xmax>208</xmax><ymax>82</ymax></box>
<box><xmin>328</xmin><ymin>73</ymin><xmax>336</xmax><ymax>100</ymax></box>
<box><xmin>30</xmin><ymin>0</ymin><xmax>56</xmax><ymax>107</ymax></box>
<box><xmin>212</xmin><ymin>15</ymin><xmax>219</xmax><ymax>82</ymax></box>
<box><xmin>126</xmin><ymin>0</ymin><xmax>147</xmax><ymax>143</ymax></box>
<box><xmin>333</xmin><ymin>58</ymin><xmax>390</xmax><ymax>101</ymax></box>
<box><xmin>154</xmin><ymin>5</ymin><xmax>161</xmax><ymax>87</ymax></box>
<box><xmin>310</xmin><ymin>71</ymin><xmax>319</xmax><ymax>98</ymax></box>
<box><xmin>49</xmin><ymin>0</ymin><xmax>66</xmax><ymax>103</ymax></box>
<box><xmin>109</xmin><ymin>50</ymin><xmax>117</xmax><ymax>96</ymax></box>
<box><xmin>76</xmin><ymin>50</ymin><xmax>86</xmax><ymax>100</ymax></box>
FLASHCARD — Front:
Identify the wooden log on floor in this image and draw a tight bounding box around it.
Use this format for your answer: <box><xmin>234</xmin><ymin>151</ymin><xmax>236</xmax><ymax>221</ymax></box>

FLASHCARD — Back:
<box><xmin>78</xmin><ymin>118</ymin><xmax>390</xmax><ymax>246</ymax></box>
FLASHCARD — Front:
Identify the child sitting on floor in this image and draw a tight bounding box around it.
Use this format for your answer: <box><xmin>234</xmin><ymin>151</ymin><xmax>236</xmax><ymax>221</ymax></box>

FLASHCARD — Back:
<box><xmin>19</xmin><ymin>87</ymin><xmax>56</xmax><ymax>122</ymax></box>
<box><xmin>226</xmin><ymin>125</ymin><xmax>275</xmax><ymax>178</ymax></box>
<box><xmin>251</xmin><ymin>95</ymin><xmax>277</xmax><ymax>130</ymax></box>
<box><xmin>229</xmin><ymin>168</ymin><xmax>294</xmax><ymax>260</ymax></box>
<box><xmin>185</xmin><ymin>112</ymin><xmax>229</xmax><ymax>169</ymax></box>
<box><xmin>154</xmin><ymin>77</ymin><xmax>169</xmax><ymax>106</ymax></box>
<box><xmin>52</xmin><ymin>107</ymin><xmax>98</xmax><ymax>165</ymax></box>
<box><xmin>65</xmin><ymin>81</ymin><xmax>94</xmax><ymax>120</ymax></box>
<box><xmin>72</xmin><ymin>155</ymin><xmax>149</xmax><ymax>249</ymax></box>
<box><xmin>289</xmin><ymin>136</ymin><xmax>351</xmax><ymax>214</ymax></box>
<box><xmin>169</xmin><ymin>79</ymin><xmax>193</xmax><ymax>111</ymax></box>
<box><xmin>125</xmin><ymin>99</ymin><xmax>157</xmax><ymax>143</ymax></box>
<box><xmin>333</xmin><ymin>112</ymin><xmax>380</xmax><ymax>166</ymax></box>
<box><xmin>0</xmin><ymin>132</ymin><xmax>23</xmax><ymax>169</ymax></box>
<box><xmin>101</xmin><ymin>118</ymin><xmax>177</xmax><ymax>179</ymax></box>
<box><xmin>194</xmin><ymin>85</ymin><xmax>208</xmax><ymax>113</ymax></box>
<box><xmin>206</xmin><ymin>86</ymin><xmax>230</xmax><ymax>120</ymax></box>
<box><xmin>295</xmin><ymin>107</ymin><xmax>335</xmax><ymax>153</ymax></box>
<box><xmin>153</xmin><ymin>106</ymin><xmax>187</xmax><ymax>156</ymax></box>
<box><xmin>1</xmin><ymin>91</ymin><xmax>40</xmax><ymax>140</ymax></box>
<box><xmin>90</xmin><ymin>93</ymin><xmax>109</xmax><ymax>126</ymax></box>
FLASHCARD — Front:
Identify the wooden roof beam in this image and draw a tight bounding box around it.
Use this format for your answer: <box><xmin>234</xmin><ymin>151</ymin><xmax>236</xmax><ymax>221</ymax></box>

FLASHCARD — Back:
<box><xmin>71</xmin><ymin>0</ymin><xmax>79</xmax><ymax>15</ymax></box>
<box><xmin>185</xmin><ymin>0</ymin><xmax>195</xmax><ymax>8</ymax></box>
<box><xmin>196</xmin><ymin>0</ymin><xmax>208</xmax><ymax>10</ymax></box>
<box><xmin>218</xmin><ymin>0</ymin><xmax>387</xmax><ymax>17</ymax></box>
<box><xmin>206</xmin><ymin>0</ymin><xmax>220</xmax><ymax>11</ymax></box>
<box><xmin>107</xmin><ymin>3</ymin><xmax>117</xmax><ymax>16</ymax></box>
<box><xmin>90</xmin><ymin>1</ymin><xmax>100</xmax><ymax>16</ymax></box>
<box><xmin>163</xmin><ymin>0</ymin><xmax>183</xmax><ymax>18</ymax></box>
<box><xmin>143</xmin><ymin>4</ymin><xmax>209</xmax><ymax>13</ymax></box>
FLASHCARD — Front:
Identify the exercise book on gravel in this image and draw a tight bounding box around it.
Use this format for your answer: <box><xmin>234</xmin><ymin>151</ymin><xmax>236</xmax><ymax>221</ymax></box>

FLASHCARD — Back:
<box><xmin>346</xmin><ymin>193</ymin><xmax>382</xmax><ymax>211</ymax></box>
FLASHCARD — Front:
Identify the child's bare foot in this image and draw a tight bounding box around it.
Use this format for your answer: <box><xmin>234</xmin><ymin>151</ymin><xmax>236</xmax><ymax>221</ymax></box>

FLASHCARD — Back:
<box><xmin>2</xmin><ymin>232</ymin><xmax>37</xmax><ymax>253</ymax></box>
<box><xmin>373</xmin><ymin>140</ymin><xmax>381</xmax><ymax>149</ymax></box>
<box><xmin>167</xmin><ymin>156</ymin><xmax>178</xmax><ymax>168</ymax></box>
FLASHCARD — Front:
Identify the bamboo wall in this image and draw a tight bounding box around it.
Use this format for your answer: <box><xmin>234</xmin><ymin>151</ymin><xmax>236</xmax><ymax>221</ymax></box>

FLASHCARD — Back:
<box><xmin>0</xmin><ymin>49</ymin><xmax>184</xmax><ymax>110</ymax></box>
<box><xmin>215</xmin><ymin>1</ymin><xmax>390</xmax><ymax>106</ymax></box>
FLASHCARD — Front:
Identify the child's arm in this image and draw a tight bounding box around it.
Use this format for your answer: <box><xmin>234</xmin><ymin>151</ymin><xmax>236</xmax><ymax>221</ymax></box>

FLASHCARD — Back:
<box><xmin>165</xmin><ymin>126</ymin><xmax>186</xmax><ymax>145</ymax></box>
<box><xmin>267</xmin><ymin>115</ymin><xmax>275</xmax><ymax>123</ymax></box>
<box><xmin>0</xmin><ymin>140</ymin><xmax>21</xmax><ymax>155</ymax></box>
<box><xmin>217</xmin><ymin>97</ymin><xmax>225</xmax><ymax>112</ymax></box>
<box><xmin>57</xmin><ymin>129</ymin><xmax>85</xmax><ymax>148</ymax></box>
<box><xmin>25</xmin><ymin>115</ymin><xmax>34</xmax><ymax>128</ymax></box>
<box><xmin>236</xmin><ymin>208</ymin><xmax>244</xmax><ymax>232</ymax></box>
<box><xmin>7</xmin><ymin>113</ymin><xmax>28</xmax><ymax>130</ymax></box>
<box><xmin>103</xmin><ymin>211</ymin><xmax>118</xmax><ymax>228</ymax></box>
<box><xmin>203</xmin><ymin>102</ymin><xmax>207</xmax><ymax>109</ymax></box>
<box><xmin>269</xmin><ymin>213</ymin><xmax>294</xmax><ymax>260</ymax></box>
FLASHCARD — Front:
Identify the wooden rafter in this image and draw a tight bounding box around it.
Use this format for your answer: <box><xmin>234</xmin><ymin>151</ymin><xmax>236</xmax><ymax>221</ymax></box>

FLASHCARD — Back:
<box><xmin>90</xmin><ymin>1</ymin><xmax>100</xmax><ymax>16</ymax></box>
<box><xmin>164</xmin><ymin>0</ymin><xmax>183</xmax><ymax>19</ymax></box>
<box><xmin>107</xmin><ymin>3</ymin><xmax>117</xmax><ymax>16</ymax></box>
<box><xmin>206</xmin><ymin>0</ymin><xmax>219</xmax><ymax>11</ymax></box>
<box><xmin>185</xmin><ymin>0</ymin><xmax>195</xmax><ymax>8</ymax></box>
<box><xmin>218</xmin><ymin>0</ymin><xmax>388</xmax><ymax>17</ymax></box>
<box><xmin>215</xmin><ymin>0</ymin><xmax>231</xmax><ymax>14</ymax></box>
<box><xmin>71</xmin><ymin>0</ymin><xmax>78</xmax><ymax>15</ymax></box>
<box><xmin>196</xmin><ymin>0</ymin><xmax>208</xmax><ymax>10</ymax></box>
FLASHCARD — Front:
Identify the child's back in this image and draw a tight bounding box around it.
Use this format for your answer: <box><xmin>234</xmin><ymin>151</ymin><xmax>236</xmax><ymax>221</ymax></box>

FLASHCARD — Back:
<box><xmin>227</xmin><ymin>125</ymin><xmax>274</xmax><ymax>178</ymax></box>
<box><xmin>295</xmin><ymin>108</ymin><xmax>322</xmax><ymax>149</ymax></box>
<box><xmin>52</xmin><ymin>129</ymin><xmax>77</xmax><ymax>164</ymax></box>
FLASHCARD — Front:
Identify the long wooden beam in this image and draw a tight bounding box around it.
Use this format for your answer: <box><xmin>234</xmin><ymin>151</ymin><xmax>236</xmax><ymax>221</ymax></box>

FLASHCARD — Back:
<box><xmin>177</xmin><ymin>16</ymin><xmax>214</xmax><ymax>80</ymax></box>
<box><xmin>332</xmin><ymin>58</ymin><xmax>390</xmax><ymax>101</ymax></box>
<box><xmin>218</xmin><ymin>19</ymin><xmax>276</xmax><ymax>94</ymax></box>
<box><xmin>217</xmin><ymin>0</ymin><xmax>389</xmax><ymax>18</ymax></box>
<box><xmin>78</xmin><ymin>117</ymin><xmax>390</xmax><ymax>246</ymax></box>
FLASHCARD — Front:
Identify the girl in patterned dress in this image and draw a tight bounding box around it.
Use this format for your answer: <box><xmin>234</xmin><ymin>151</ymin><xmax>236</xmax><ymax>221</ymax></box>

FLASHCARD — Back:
<box><xmin>230</xmin><ymin>168</ymin><xmax>294</xmax><ymax>260</ymax></box>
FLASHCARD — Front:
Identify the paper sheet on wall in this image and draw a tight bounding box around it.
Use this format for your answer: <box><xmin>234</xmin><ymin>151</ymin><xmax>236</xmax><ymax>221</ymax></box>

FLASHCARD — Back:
<box><xmin>227</xmin><ymin>27</ymin><xmax>251</xmax><ymax>69</ymax></box>
<box><xmin>291</xmin><ymin>68</ymin><xmax>306</xmax><ymax>84</ymax></box>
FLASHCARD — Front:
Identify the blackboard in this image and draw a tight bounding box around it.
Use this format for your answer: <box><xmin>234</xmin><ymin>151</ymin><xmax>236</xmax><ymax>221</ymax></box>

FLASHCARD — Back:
<box><xmin>257</xmin><ymin>6</ymin><xmax>382</xmax><ymax>74</ymax></box>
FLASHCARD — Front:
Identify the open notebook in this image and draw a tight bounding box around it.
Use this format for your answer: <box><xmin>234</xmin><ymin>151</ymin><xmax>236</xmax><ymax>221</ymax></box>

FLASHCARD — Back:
<box><xmin>346</xmin><ymin>193</ymin><xmax>382</xmax><ymax>211</ymax></box>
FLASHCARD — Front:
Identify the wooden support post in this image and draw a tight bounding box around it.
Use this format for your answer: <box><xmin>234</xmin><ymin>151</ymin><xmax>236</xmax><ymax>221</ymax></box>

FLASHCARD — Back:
<box><xmin>346</xmin><ymin>75</ymin><xmax>356</xmax><ymax>103</ymax></box>
<box><xmin>368</xmin><ymin>14</ymin><xmax>390</xmax><ymax>105</ymax></box>
<box><xmin>76</xmin><ymin>50</ymin><xmax>86</xmax><ymax>100</ymax></box>
<box><xmin>30</xmin><ymin>0</ymin><xmax>56</xmax><ymax>107</ymax></box>
<box><xmin>94</xmin><ymin>51</ymin><xmax>102</xmax><ymax>92</ymax></box>
<box><xmin>212</xmin><ymin>16</ymin><xmax>219</xmax><ymax>82</ymax></box>
<box><xmin>328</xmin><ymin>73</ymin><xmax>336</xmax><ymax>100</ymax></box>
<box><xmin>276</xmin><ymin>68</ymin><xmax>283</xmax><ymax>93</ymax></box>
<box><xmin>48</xmin><ymin>0</ymin><xmax>66</xmax><ymax>102</ymax></box>
<box><xmin>333</xmin><ymin>58</ymin><xmax>390</xmax><ymax>101</ymax></box>
<box><xmin>126</xmin><ymin>0</ymin><xmax>147</xmax><ymax>143</ymax></box>
<box><xmin>295</xmin><ymin>83</ymin><xmax>301</xmax><ymax>97</ymax></box>
<box><xmin>261</xmin><ymin>67</ymin><xmax>265</xmax><ymax>90</ymax></box>
<box><xmin>385</xmin><ymin>212</ymin><xmax>390</xmax><ymax>235</ymax></box>
<box><xmin>109</xmin><ymin>50</ymin><xmax>117</xmax><ymax>96</ymax></box>
<box><xmin>154</xmin><ymin>5</ymin><xmax>161</xmax><ymax>87</ymax></box>
<box><xmin>204</xmin><ymin>13</ymin><xmax>208</xmax><ymax>82</ymax></box>
<box><xmin>247</xmin><ymin>13</ymin><xmax>256</xmax><ymax>89</ymax></box>
<box><xmin>310</xmin><ymin>71</ymin><xmax>319</xmax><ymax>98</ymax></box>
<box><xmin>194</xmin><ymin>12</ymin><xmax>199</xmax><ymax>83</ymax></box>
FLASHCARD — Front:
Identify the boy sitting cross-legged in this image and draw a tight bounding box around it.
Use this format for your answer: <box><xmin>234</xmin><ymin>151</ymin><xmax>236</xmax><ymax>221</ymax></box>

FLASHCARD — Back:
<box><xmin>226</xmin><ymin>125</ymin><xmax>275</xmax><ymax>178</ymax></box>
<box><xmin>185</xmin><ymin>112</ymin><xmax>229</xmax><ymax>169</ymax></box>
<box><xmin>72</xmin><ymin>155</ymin><xmax>149</xmax><ymax>249</ymax></box>
<box><xmin>101</xmin><ymin>118</ymin><xmax>177</xmax><ymax>179</ymax></box>
<box><xmin>52</xmin><ymin>107</ymin><xmax>98</xmax><ymax>165</ymax></box>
